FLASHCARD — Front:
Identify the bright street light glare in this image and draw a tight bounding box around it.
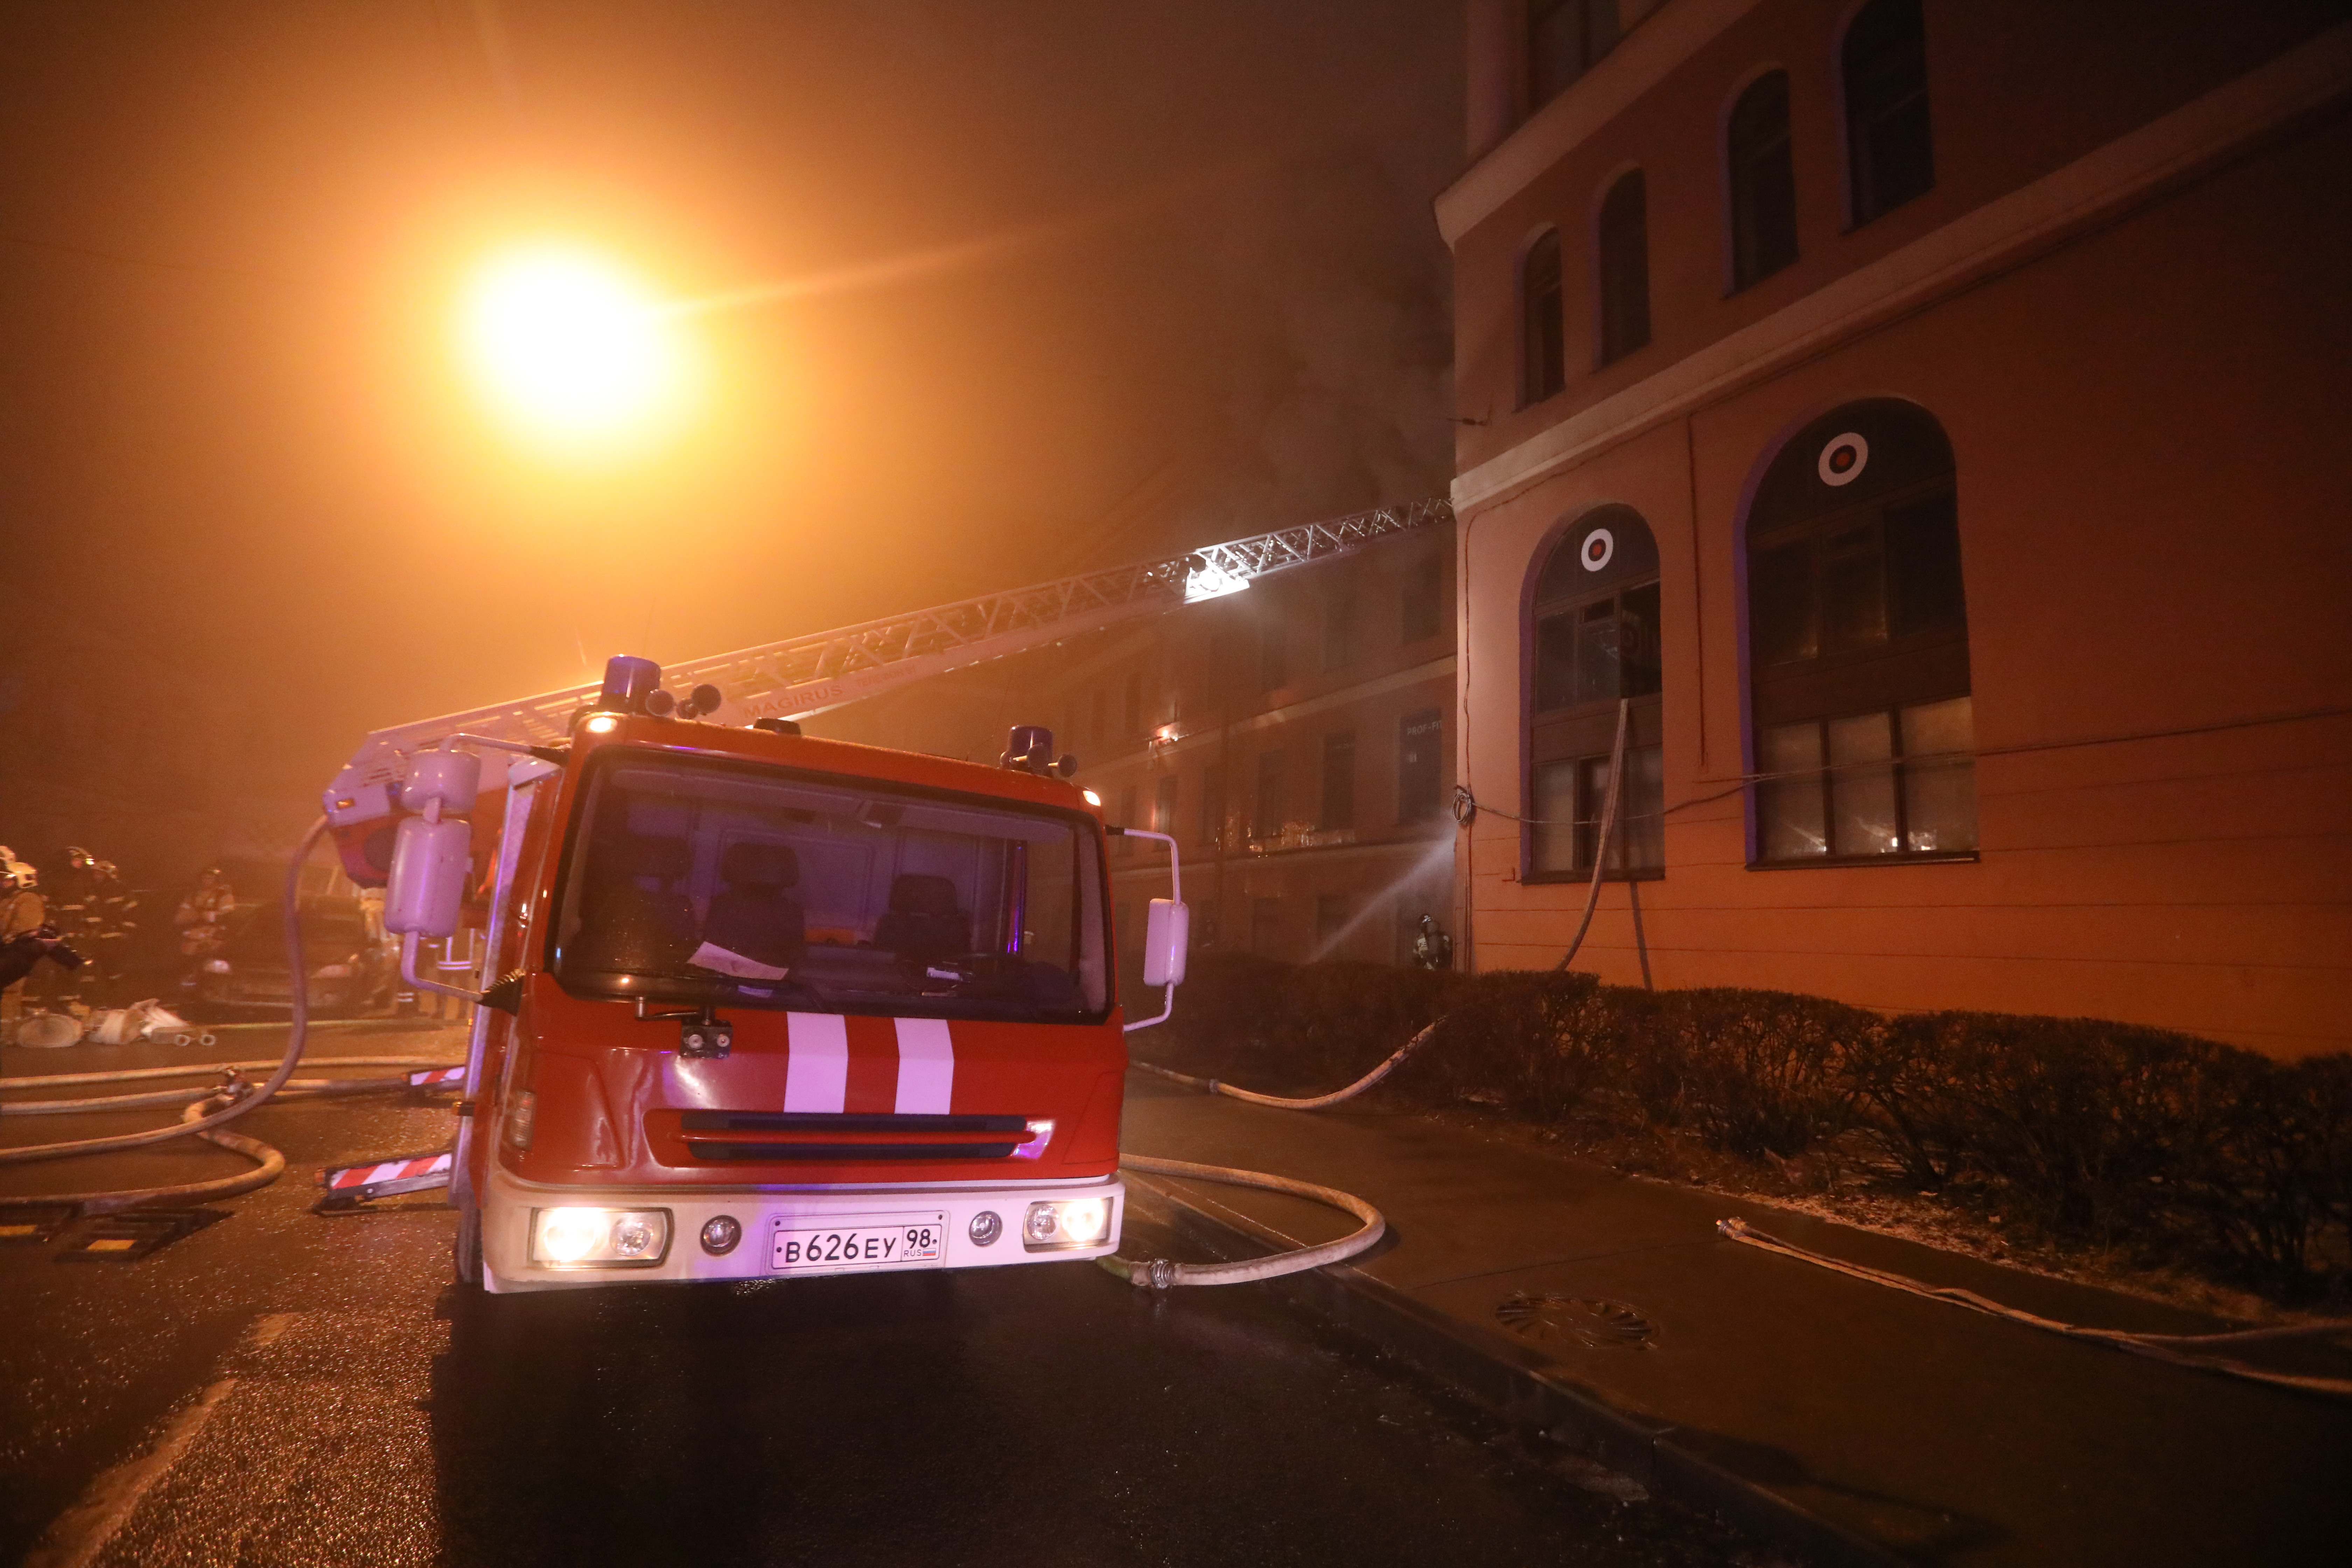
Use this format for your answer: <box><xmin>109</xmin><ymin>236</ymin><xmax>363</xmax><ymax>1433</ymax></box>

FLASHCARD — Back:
<box><xmin>462</xmin><ymin>247</ymin><xmax>692</xmax><ymax>450</ymax></box>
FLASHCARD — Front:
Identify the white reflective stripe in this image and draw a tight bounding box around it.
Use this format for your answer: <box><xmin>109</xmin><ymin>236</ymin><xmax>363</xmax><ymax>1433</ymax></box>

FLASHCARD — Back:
<box><xmin>782</xmin><ymin>1013</ymin><xmax>849</xmax><ymax>1112</ymax></box>
<box><xmin>892</xmin><ymin>1017</ymin><xmax>954</xmax><ymax>1115</ymax></box>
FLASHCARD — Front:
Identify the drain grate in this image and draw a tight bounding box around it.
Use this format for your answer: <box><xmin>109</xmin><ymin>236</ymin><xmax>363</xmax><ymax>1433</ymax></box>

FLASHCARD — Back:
<box><xmin>54</xmin><ymin>1209</ymin><xmax>226</xmax><ymax>1263</ymax></box>
<box><xmin>0</xmin><ymin>1204</ymin><xmax>77</xmax><ymax>1245</ymax></box>
<box><xmin>1494</xmin><ymin>1292</ymin><xmax>1657</xmax><ymax>1349</ymax></box>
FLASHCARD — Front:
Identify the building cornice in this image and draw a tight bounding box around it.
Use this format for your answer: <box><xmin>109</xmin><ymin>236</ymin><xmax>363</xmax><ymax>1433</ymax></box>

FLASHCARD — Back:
<box><xmin>1436</xmin><ymin>0</ymin><xmax>1764</xmax><ymax>248</ymax></box>
<box><xmin>1450</xmin><ymin>21</ymin><xmax>2352</xmax><ymax>517</ymax></box>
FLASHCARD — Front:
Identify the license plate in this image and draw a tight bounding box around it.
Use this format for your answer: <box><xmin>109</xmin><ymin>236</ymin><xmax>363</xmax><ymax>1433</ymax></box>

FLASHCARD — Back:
<box><xmin>771</xmin><ymin>1212</ymin><xmax>948</xmax><ymax>1274</ymax></box>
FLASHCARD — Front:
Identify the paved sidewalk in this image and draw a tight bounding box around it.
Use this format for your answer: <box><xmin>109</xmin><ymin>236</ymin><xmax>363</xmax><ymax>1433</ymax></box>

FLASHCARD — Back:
<box><xmin>1120</xmin><ymin>1072</ymin><xmax>2352</xmax><ymax>1568</ymax></box>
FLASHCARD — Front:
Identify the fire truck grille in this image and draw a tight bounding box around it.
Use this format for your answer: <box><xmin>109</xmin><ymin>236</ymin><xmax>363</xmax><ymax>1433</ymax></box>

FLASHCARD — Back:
<box><xmin>687</xmin><ymin>1141</ymin><xmax>1022</xmax><ymax>1162</ymax></box>
<box><xmin>674</xmin><ymin>1111</ymin><xmax>1033</xmax><ymax>1164</ymax></box>
<box><xmin>679</xmin><ymin>1112</ymin><xmax>1031</xmax><ymax>1135</ymax></box>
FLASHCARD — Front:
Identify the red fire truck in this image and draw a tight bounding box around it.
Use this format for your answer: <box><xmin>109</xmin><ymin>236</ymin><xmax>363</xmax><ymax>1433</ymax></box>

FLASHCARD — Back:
<box><xmin>328</xmin><ymin>654</ymin><xmax>1186</xmax><ymax>1293</ymax></box>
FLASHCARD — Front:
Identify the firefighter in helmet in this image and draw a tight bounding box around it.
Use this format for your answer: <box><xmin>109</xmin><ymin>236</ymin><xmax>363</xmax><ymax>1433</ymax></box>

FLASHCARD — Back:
<box><xmin>1</xmin><ymin>850</ymin><xmax>85</xmax><ymax>1038</ymax></box>
<box><xmin>175</xmin><ymin>864</ymin><xmax>237</xmax><ymax>977</ymax></box>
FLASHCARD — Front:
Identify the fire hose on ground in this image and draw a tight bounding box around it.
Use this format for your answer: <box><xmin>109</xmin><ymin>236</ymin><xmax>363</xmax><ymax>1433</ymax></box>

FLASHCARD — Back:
<box><xmin>1118</xmin><ymin>843</ymin><xmax>2351</xmax><ymax>1393</ymax></box>
<box><xmin>1099</xmin><ymin>1030</ymin><xmax>1426</xmax><ymax>1288</ymax></box>
<box><xmin>1098</xmin><ymin>1154</ymin><xmax>1386</xmax><ymax>1289</ymax></box>
<box><xmin>0</xmin><ymin>818</ymin><xmax>462</xmax><ymax>1217</ymax></box>
<box><xmin>1123</xmin><ymin>1035</ymin><xmax>2352</xmax><ymax>1393</ymax></box>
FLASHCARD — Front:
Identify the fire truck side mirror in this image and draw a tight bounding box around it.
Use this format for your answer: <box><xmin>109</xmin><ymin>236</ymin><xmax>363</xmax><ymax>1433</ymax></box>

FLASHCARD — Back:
<box><xmin>384</xmin><ymin>817</ymin><xmax>472</xmax><ymax>939</ymax></box>
<box><xmin>1141</xmin><ymin>898</ymin><xmax>1189</xmax><ymax>988</ymax></box>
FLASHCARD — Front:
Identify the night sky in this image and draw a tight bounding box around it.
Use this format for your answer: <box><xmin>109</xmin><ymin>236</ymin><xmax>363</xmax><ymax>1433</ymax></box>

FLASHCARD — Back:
<box><xmin>1</xmin><ymin>1</ymin><xmax>1461</xmax><ymax>859</ymax></box>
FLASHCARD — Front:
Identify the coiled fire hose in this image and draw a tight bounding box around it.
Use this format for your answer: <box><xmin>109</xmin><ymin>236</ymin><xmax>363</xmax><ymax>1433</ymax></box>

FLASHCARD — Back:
<box><xmin>1099</xmin><ymin>1154</ymin><xmax>1386</xmax><ymax>1289</ymax></box>
<box><xmin>1099</xmin><ymin>1021</ymin><xmax>1435</xmax><ymax>1287</ymax></box>
<box><xmin>0</xmin><ymin>818</ymin><xmax>462</xmax><ymax>1216</ymax></box>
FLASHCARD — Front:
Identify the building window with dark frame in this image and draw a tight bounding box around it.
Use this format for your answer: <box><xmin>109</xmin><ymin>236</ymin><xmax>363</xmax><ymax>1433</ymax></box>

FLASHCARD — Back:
<box><xmin>1320</xmin><ymin>730</ymin><xmax>1357</xmax><ymax>831</ymax></box>
<box><xmin>1745</xmin><ymin>399</ymin><xmax>1974</xmax><ymax>865</ymax></box>
<box><xmin>1198</xmin><ymin>765</ymin><xmax>1224</xmax><ymax>849</ymax></box>
<box><xmin>1400</xmin><ymin>555</ymin><xmax>1444</xmax><ymax>644</ymax></box>
<box><xmin>1727</xmin><ymin>70</ymin><xmax>1798</xmax><ymax>290</ymax></box>
<box><xmin>1122</xmin><ymin>670</ymin><xmax>1144</xmax><ymax>738</ymax></box>
<box><xmin>1117</xmin><ymin>785</ymin><xmax>1137</xmax><ymax>855</ymax></box>
<box><xmin>1153</xmin><ymin>774</ymin><xmax>1178</xmax><ymax>836</ymax></box>
<box><xmin>1314</xmin><ymin>893</ymin><xmax>1348</xmax><ymax>949</ymax></box>
<box><xmin>1397</xmin><ymin>709</ymin><xmax>1444</xmax><ymax>824</ymax></box>
<box><xmin>1259</xmin><ymin>613</ymin><xmax>1289</xmax><ymax>693</ymax></box>
<box><xmin>1521</xmin><ymin>229</ymin><xmax>1566</xmax><ymax>406</ymax></box>
<box><xmin>1252</xmin><ymin>749</ymin><xmax>1286</xmax><ymax>841</ymax></box>
<box><xmin>1527</xmin><ymin>505</ymin><xmax>1664</xmax><ymax>880</ymax></box>
<box><xmin>1525</xmin><ymin>0</ymin><xmax>1620</xmax><ymax>112</ymax></box>
<box><xmin>1596</xmin><ymin>169</ymin><xmax>1651</xmax><ymax>366</ymax></box>
<box><xmin>1321</xmin><ymin>579</ymin><xmax>1358</xmax><ymax>671</ymax></box>
<box><xmin>1249</xmin><ymin>896</ymin><xmax>1282</xmax><ymax>957</ymax></box>
<box><xmin>1843</xmin><ymin>0</ymin><xmax>1934</xmax><ymax>226</ymax></box>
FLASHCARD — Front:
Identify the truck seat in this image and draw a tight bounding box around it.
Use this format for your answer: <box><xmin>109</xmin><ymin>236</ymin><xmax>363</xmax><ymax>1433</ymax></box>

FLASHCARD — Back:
<box><xmin>572</xmin><ymin>834</ymin><xmax>698</xmax><ymax>974</ymax></box>
<box><xmin>873</xmin><ymin>874</ymin><xmax>970</xmax><ymax>962</ymax></box>
<box><xmin>703</xmin><ymin>840</ymin><xmax>806</xmax><ymax>968</ymax></box>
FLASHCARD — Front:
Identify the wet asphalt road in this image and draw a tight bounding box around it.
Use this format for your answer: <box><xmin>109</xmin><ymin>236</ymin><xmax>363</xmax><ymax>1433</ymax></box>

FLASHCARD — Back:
<box><xmin>2</xmin><ymin>1024</ymin><xmax>1778</xmax><ymax>1567</ymax></box>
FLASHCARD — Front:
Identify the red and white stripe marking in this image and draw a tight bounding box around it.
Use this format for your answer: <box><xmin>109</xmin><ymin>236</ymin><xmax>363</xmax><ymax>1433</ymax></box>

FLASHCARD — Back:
<box><xmin>781</xmin><ymin>1013</ymin><xmax>849</xmax><ymax>1112</ymax></box>
<box><xmin>407</xmin><ymin>1066</ymin><xmax>466</xmax><ymax>1087</ymax></box>
<box><xmin>778</xmin><ymin>1014</ymin><xmax>955</xmax><ymax>1115</ymax></box>
<box><xmin>328</xmin><ymin>1152</ymin><xmax>452</xmax><ymax>1190</ymax></box>
<box><xmin>892</xmin><ymin>1018</ymin><xmax>954</xmax><ymax>1115</ymax></box>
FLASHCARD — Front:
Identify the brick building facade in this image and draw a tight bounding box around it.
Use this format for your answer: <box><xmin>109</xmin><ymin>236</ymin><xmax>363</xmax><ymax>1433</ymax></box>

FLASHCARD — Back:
<box><xmin>1444</xmin><ymin>0</ymin><xmax>2352</xmax><ymax>1055</ymax></box>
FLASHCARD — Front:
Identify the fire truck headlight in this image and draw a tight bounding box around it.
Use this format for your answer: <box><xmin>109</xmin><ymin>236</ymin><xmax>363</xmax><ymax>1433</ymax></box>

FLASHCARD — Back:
<box><xmin>531</xmin><ymin>1207</ymin><xmax>671</xmax><ymax>1267</ymax></box>
<box><xmin>1022</xmin><ymin>1197</ymin><xmax>1112</xmax><ymax>1251</ymax></box>
<box><xmin>537</xmin><ymin>1209</ymin><xmax>602</xmax><ymax>1262</ymax></box>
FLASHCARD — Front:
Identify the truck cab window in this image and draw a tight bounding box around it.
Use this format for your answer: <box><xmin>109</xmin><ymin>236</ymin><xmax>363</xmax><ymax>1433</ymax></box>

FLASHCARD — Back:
<box><xmin>550</xmin><ymin>755</ymin><xmax>1110</xmax><ymax>1022</ymax></box>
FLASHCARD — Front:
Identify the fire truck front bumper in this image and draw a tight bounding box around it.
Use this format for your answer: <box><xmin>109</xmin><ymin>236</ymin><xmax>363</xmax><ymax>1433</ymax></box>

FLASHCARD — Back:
<box><xmin>478</xmin><ymin>1163</ymin><xmax>1126</xmax><ymax>1293</ymax></box>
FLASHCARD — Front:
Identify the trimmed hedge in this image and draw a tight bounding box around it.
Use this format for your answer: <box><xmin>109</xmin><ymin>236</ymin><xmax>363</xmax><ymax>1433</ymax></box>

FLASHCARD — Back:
<box><xmin>1144</xmin><ymin>955</ymin><xmax>2352</xmax><ymax>1302</ymax></box>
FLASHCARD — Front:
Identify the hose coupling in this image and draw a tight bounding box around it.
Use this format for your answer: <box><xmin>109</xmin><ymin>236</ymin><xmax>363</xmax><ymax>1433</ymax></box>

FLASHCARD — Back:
<box><xmin>1147</xmin><ymin>1257</ymin><xmax>1177</xmax><ymax>1291</ymax></box>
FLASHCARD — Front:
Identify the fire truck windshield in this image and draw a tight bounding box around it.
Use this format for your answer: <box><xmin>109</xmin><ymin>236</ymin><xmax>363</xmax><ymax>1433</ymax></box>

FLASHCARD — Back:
<box><xmin>548</xmin><ymin>752</ymin><xmax>1111</xmax><ymax>1023</ymax></box>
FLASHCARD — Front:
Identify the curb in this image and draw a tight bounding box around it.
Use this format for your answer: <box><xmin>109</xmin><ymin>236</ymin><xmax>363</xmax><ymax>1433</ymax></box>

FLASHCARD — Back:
<box><xmin>1129</xmin><ymin>1173</ymin><xmax>1911</xmax><ymax>1568</ymax></box>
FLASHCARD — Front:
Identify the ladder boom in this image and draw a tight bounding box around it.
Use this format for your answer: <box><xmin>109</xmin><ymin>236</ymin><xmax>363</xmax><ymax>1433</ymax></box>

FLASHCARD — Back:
<box><xmin>324</xmin><ymin>496</ymin><xmax>1450</xmax><ymax>814</ymax></box>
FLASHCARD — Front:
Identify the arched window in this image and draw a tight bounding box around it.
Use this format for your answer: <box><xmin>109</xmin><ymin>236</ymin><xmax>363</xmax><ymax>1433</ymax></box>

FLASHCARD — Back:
<box><xmin>1521</xmin><ymin>230</ymin><xmax>1565</xmax><ymax>405</ymax></box>
<box><xmin>1528</xmin><ymin>506</ymin><xmax>1663</xmax><ymax>880</ymax></box>
<box><xmin>1727</xmin><ymin>71</ymin><xmax>1798</xmax><ymax>290</ymax></box>
<box><xmin>1745</xmin><ymin>400</ymin><xmax>1973</xmax><ymax>864</ymax></box>
<box><xmin>1596</xmin><ymin>170</ymin><xmax>1651</xmax><ymax>366</ymax></box>
<box><xmin>1843</xmin><ymin>0</ymin><xmax>1934</xmax><ymax>225</ymax></box>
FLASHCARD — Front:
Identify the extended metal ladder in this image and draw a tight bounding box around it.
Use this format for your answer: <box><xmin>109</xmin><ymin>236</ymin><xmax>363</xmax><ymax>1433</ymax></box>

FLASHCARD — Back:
<box><xmin>324</xmin><ymin>496</ymin><xmax>1450</xmax><ymax>805</ymax></box>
